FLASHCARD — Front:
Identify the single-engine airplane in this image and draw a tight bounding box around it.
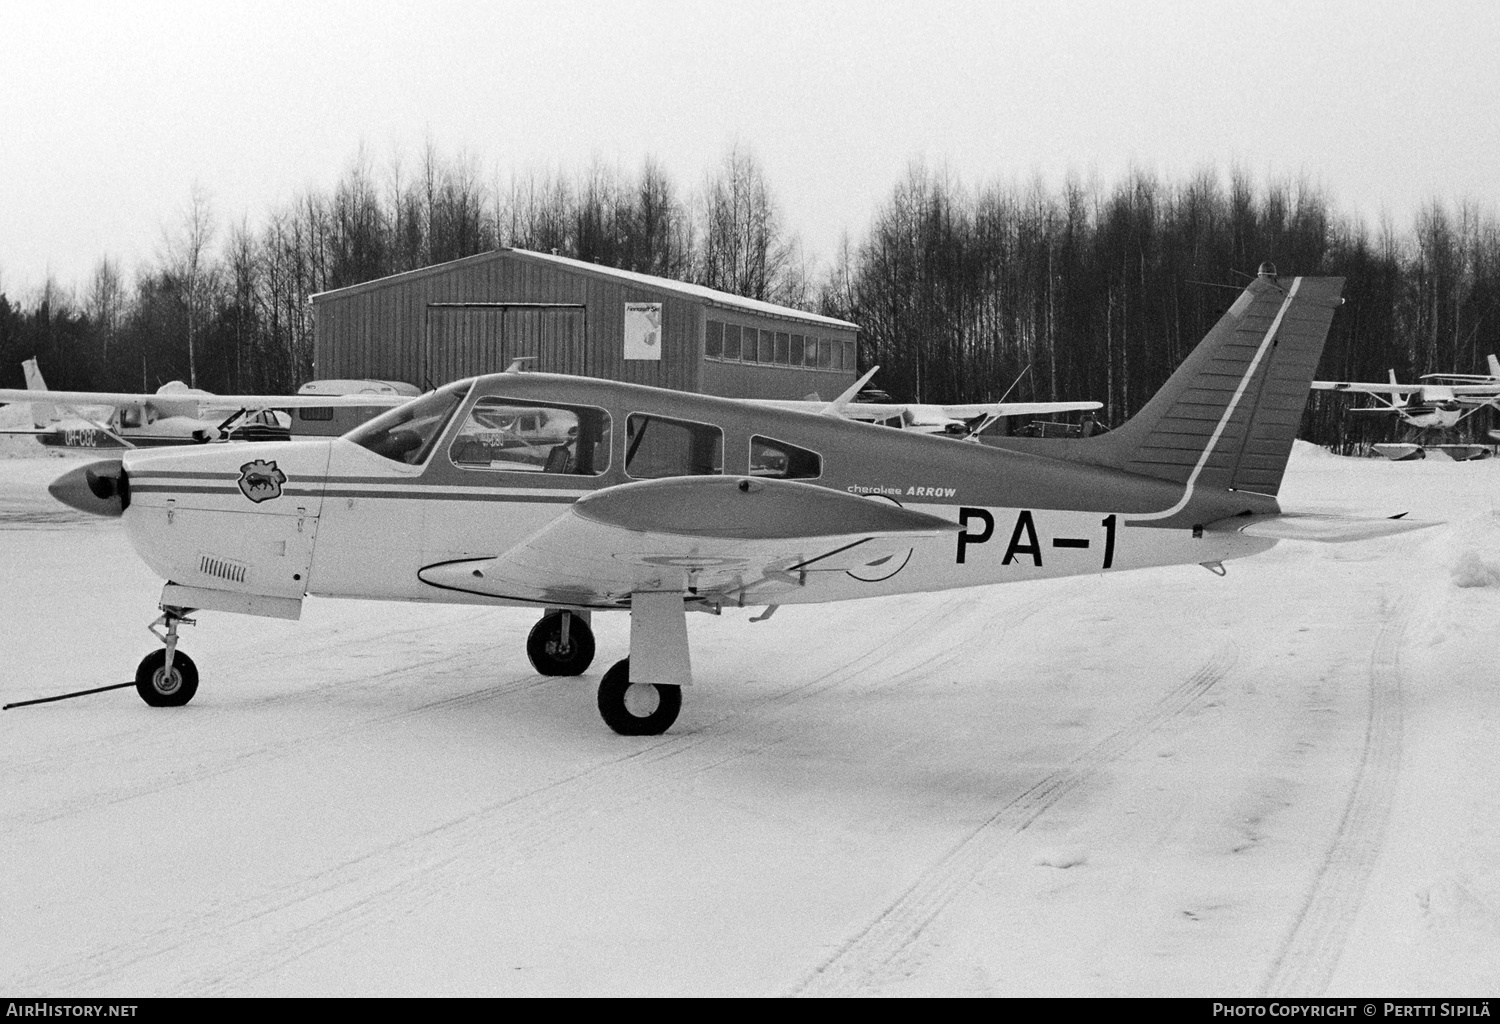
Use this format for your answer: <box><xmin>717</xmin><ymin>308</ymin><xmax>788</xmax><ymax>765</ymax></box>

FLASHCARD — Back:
<box><xmin>1311</xmin><ymin>366</ymin><xmax>1500</xmax><ymax>431</ymax></box>
<box><xmin>747</xmin><ymin>365</ymin><xmax>1103</xmax><ymax>439</ymax></box>
<box><xmin>1421</xmin><ymin>354</ymin><xmax>1500</xmax><ymax>386</ymax></box>
<box><xmin>0</xmin><ymin>359</ymin><xmax>412</xmax><ymax>449</ymax></box>
<box><xmin>46</xmin><ymin>266</ymin><xmax>1433</xmax><ymax>735</ymax></box>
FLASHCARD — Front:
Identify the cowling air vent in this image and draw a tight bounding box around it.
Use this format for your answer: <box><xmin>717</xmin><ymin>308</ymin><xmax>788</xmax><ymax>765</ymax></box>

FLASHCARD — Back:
<box><xmin>199</xmin><ymin>555</ymin><xmax>248</xmax><ymax>584</ymax></box>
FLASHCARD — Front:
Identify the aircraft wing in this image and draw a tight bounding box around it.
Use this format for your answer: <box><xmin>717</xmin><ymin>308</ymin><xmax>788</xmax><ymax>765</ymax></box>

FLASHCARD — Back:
<box><xmin>0</xmin><ymin>388</ymin><xmax>409</xmax><ymax>410</ymax></box>
<box><xmin>418</xmin><ymin>476</ymin><xmax>960</xmax><ymax>607</ymax></box>
<box><xmin>844</xmin><ymin>400</ymin><xmax>1102</xmax><ymax>420</ymax></box>
<box><xmin>1441</xmin><ymin>385</ymin><xmax>1500</xmax><ymax>397</ymax></box>
<box><xmin>1205</xmin><ymin>511</ymin><xmax>1440</xmax><ymax>543</ymax></box>
<box><xmin>738</xmin><ymin>398</ymin><xmax>1101</xmax><ymax>422</ymax></box>
<box><xmin>931</xmin><ymin>401</ymin><xmax>1100</xmax><ymax>418</ymax></box>
<box><xmin>1310</xmin><ymin>381</ymin><xmax>1418</xmax><ymax>394</ymax></box>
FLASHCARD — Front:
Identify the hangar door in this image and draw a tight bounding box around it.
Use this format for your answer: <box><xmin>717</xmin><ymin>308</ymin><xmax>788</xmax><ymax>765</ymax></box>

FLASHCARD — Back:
<box><xmin>423</xmin><ymin>303</ymin><xmax>586</xmax><ymax>387</ymax></box>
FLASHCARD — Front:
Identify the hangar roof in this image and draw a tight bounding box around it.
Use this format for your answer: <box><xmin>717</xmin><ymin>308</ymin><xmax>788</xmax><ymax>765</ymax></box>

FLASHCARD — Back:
<box><xmin>311</xmin><ymin>247</ymin><xmax>859</xmax><ymax>332</ymax></box>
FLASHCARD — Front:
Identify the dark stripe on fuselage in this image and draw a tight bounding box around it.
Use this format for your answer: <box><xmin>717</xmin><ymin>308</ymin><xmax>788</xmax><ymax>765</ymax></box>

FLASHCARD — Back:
<box><xmin>128</xmin><ymin>483</ymin><xmax>580</xmax><ymax>504</ymax></box>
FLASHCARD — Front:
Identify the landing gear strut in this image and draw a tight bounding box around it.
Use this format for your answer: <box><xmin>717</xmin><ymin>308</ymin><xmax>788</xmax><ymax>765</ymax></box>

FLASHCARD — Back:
<box><xmin>526</xmin><ymin>610</ymin><xmax>595</xmax><ymax>676</ymax></box>
<box><xmin>137</xmin><ymin>606</ymin><xmax>199</xmax><ymax>707</ymax></box>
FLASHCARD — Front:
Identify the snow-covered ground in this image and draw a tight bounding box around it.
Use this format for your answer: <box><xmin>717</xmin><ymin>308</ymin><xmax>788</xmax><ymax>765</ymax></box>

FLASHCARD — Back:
<box><xmin>2</xmin><ymin>436</ymin><xmax>1498</xmax><ymax>996</ymax></box>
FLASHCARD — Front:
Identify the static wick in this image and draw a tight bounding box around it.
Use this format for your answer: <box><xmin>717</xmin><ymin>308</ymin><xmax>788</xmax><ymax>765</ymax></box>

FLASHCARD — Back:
<box><xmin>3</xmin><ymin>680</ymin><xmax>136</xmax><ymax>710</ymax></box>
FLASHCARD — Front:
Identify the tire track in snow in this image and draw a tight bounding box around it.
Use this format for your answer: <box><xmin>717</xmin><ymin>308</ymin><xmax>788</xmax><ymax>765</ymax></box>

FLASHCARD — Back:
<box><xmin>1258</xmin><ymin>591</ymin><xmax>1409</xmax><ymax>997</ymax></box>
<box><xmin>176</xmin><ymin>590</ymin><xmax>1001</xmax><ymax>995</ymax></box>
<box><xmin>788</xmin><ymin>642</ymin><xmax>1239</xmax><ymax>997</ymax></box>
<box><xmin>13</xmin><ymin>587</ymin><xmax>1058</xmax><ymax>994</ymax></box>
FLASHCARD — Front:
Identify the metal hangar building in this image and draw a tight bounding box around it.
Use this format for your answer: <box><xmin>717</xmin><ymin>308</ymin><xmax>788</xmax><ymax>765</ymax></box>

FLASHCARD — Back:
<box><xmin>311</xmin><ymin>248</ymin><xmax>860</xmax><ymax>399</ymax></box>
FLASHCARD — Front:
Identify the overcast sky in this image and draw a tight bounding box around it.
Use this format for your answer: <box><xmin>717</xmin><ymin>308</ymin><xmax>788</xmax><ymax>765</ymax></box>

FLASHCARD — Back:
<box><xmin>3</xmin><ymin>0</ymin><xmax>1498</xmax><ymax>299</ymax></box>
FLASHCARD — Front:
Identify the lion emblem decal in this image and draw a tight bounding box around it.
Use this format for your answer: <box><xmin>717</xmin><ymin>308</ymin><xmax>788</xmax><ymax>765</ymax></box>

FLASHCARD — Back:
<box><xmin>238</xmin><ymin>459</ymin><xmax>287</xmax><ymax>503</ymax></box>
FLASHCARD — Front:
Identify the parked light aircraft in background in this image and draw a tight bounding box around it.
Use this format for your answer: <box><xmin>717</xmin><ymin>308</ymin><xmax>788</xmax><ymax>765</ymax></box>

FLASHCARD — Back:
<box><xmin>747</xmin><ymin>365</ymin><xmax>1103</xmax><ymax>439</ymax></box>
<box><xmin>45</xmin><ymin>267</ymin><xmax>1432</xmax><ymax>736</ymax></box>
<box><xmin>1422</xmin><ymin>354</ymin><xmax>1500</xmax><ymax>386</ymax></box>
<box><xmin>0</xmin><ymin>359</ymin><xmax>412</xmax><ymax>449</ymax></box>
<box><xmin>1311</xmin><ymin>364</ymin><xmax>1500</xmax><ymax>431</ymax></box>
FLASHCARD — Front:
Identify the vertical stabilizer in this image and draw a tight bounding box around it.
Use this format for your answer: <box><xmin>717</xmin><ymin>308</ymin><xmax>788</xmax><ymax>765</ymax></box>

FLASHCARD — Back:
<box><xmin>989</xmin><ymin>268</ymin><xmax>1346</xmax><ymax>522</ymax></box>
<box><xmin>21</xmin><ymin>358</ymin><xmax>57</xmax><ymax>427</ymax></box>
<box><xmin>1089</xmin><ymin>271</ymin><xmax>1344</xmax><ymax>501</ymax></box>
<box><xmin>1488</xmin><ymin>354</ymin><xmax>1498</xmax><ymax>380</ymax></box>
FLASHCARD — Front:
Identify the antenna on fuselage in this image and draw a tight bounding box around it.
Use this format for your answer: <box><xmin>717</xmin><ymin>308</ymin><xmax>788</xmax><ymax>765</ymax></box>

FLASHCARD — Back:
<box><xmin>505</xmin><ymin>357</ymin><xmax>538</xmax><ymax>373</ymax></box>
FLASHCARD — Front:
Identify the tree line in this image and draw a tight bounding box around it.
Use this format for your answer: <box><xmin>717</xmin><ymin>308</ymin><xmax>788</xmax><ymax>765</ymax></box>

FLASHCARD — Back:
<box><xmin>822</xmin><ymin>163</ymin><xmax>1500</xmax><ymax>450</ymax></box>
<box><xmin>4</xmin><ymin>145</ymin><xmax>1498</xmax><ymax>449</ymax></box>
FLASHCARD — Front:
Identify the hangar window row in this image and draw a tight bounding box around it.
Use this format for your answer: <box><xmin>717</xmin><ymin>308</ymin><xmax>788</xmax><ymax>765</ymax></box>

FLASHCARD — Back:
<box><xmin>704</xmin><ymin>320</ymin><xmax>856</xmax><ymax>372</ymax></box>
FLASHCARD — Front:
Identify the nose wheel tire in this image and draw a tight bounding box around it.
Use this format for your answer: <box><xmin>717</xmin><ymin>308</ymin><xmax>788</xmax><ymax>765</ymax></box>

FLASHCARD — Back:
<box><xmin>527</xmin><ymin>612</ymin><xmax>596</xmax><ymax>676</ymax></box>
<box><xmin>135</xmin><ymin>649</ymin><xmax>199</xmax><ymax>707</ymax></box>
<box><xmin>597</xmin><ymin>658</ymin><xmax>681</xmax><ymax>736</ymax></box>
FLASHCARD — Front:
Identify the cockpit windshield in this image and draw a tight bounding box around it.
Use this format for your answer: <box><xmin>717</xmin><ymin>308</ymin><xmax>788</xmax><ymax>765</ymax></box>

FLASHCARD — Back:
<box><xmin>345</xmin><ymin>381</ymin><xmax>472</xmax><ymax>465</ymax></box>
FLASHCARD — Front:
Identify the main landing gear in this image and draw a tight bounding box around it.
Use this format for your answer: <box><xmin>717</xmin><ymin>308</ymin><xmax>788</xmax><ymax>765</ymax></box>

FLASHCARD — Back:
<box><xmin>526</xmin><ymin>610</ymin><xmax>595</xmax><ymax>676</ymax></box>
<box><xmin>594</xmin><ymin>592</ymin><xmax>691</xmax><ymax>737</ymax></box>
<box><xmin>137</xmin><ymin>606</ymin><xmax>198</xmax><ymax>707</ymax></box>
<box><xmin>528</xmin><ymin>598</ymin><xmax>689</xmax><ymax>736</ymax></box>
<box><xmin>596</xmin><ymin>658</ymin><xmax>681</xmax><ymax>736</ymax></box>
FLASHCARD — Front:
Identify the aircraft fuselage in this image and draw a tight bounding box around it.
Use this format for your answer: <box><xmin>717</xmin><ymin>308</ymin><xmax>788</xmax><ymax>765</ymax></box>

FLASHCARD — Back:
<box><xmin>114</xmin><ymin>374</ymin><xmax>1276</xmax><ymax>614</ymax></box>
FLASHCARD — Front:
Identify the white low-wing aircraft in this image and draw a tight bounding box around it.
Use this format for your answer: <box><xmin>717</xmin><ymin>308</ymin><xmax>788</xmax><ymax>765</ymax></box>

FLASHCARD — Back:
<box><xmin>1311</xmin><ymin>364</ymin><xmax>1500</xmax><ymax>431</ymax></box>
<box><xmin>0</xmin><ymin>359</ymin><xmax>412</xmax><ymax>449</ymax></box>
<box><xmin>45</xmin><ymin>267</ymin><xmax>1433</xmax><ymax>735</ymax></box>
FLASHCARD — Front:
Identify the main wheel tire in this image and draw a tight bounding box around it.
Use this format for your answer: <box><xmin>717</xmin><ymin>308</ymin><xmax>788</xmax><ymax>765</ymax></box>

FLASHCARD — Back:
<box><xmin>135</xmin><ymin>649</ymin><xmax>199</xmax><ymax>707</ymax></box>
<box><xmin>597</xmin><ymin>658</ymin><xmax>681</xmax><ymax>736</ymax></box>
<box><xmin>526</xmin><ymin>612</ymin><xmax>596</xmax><ymax>676</ymax></box>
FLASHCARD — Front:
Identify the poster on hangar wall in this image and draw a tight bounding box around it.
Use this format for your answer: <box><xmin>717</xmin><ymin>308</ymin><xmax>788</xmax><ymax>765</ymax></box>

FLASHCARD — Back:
<box><xmin>624</xmin><ymin>302</ymin><xmax>662</xmax><ymax>360</ymax></box>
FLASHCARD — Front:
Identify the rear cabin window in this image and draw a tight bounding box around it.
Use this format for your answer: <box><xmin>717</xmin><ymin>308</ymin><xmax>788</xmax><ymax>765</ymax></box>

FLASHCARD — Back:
<box><xmin>448</xmin><ymin>397</ymin><xmax>611</xmax><ymax>475</ymax></box>
<box><xmin>750</xmin><ymin>436</ymin><xmax>822</xmax><ymax>479</ymax></box>
<box><xmin>346</xmin><ymin>381</ymin><xmax>471</xmax><ymax>465</ymax></box>
<box><xmin>625</xmin><ymin>414</ymin><xmax>722</xmax><ymax>478</ymax></box>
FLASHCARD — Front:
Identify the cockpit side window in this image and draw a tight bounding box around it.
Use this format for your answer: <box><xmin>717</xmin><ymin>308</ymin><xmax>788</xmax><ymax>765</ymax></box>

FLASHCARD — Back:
<box><xmin>448</xmin><ymin>397</ymin><xmax>612</xmax><ymax>475</ymax></box>
<box><xmin>346</xmin><ymin>381</ymin><xmax>471</xmax><ymax>465</ymax></box>
<box><xmin>625</xmin><ymin>414</ymin><xmax>723</xmax><ymax>478</ymax></box>
<box><xmin>749</xmin><ymin>435</ymin><xmax>822</xmax><ymax>479</ymax></box>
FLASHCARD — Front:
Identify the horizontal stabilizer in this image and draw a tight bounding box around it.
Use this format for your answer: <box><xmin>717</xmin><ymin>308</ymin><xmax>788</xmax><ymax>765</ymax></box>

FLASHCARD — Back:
<box><xmin>1206</xmin><ymin>511</ymin><xmax>1440</xmax><ymax>543</ymax></box>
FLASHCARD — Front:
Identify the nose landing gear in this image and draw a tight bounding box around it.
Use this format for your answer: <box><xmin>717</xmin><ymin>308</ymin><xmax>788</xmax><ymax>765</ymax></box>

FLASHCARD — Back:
<box><xmin>137</xmin><ymin>606</ymin><xmax>199</xmax><ymax>707</ymax></box>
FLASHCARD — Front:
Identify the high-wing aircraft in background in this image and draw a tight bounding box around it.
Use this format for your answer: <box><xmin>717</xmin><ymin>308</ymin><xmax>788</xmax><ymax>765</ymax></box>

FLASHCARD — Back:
<box><xmin>45</xmin><ymin>267</ymin><xmax>1433</xmax><ymax>736</ymax></box>
<box><xmin>0</xmin><ymin>359</ymin><xmax>413</xmax><ymax>449</ymax></box>
<box><xmin>1421</xmin><ymin>354</ymin><xmax>1500</xmax><ymax>386</ymax></box>
<box><xmin>746</xmin><ymin>366</ymin><xmax>1103</xmax><ymax>439</ymax></box>
<box><xmin>1311</xmin><ymin>364</ymin><xmax>1500</xmax><ymax>431</ymax></box>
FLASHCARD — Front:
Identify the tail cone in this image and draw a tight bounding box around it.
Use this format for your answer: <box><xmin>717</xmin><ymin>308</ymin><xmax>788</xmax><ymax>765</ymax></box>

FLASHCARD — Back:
<box><xmin>48</xmin><ymin>460</ymin><xmax>129</xmax><ymax>517</ymax></box>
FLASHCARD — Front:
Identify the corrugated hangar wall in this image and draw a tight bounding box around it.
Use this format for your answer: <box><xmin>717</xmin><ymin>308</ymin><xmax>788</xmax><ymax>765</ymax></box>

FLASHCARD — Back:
<box><xmin>311</xmin><ymin>249</ymin><xmax>859</xmax><ymax>400</ymax></box>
